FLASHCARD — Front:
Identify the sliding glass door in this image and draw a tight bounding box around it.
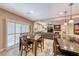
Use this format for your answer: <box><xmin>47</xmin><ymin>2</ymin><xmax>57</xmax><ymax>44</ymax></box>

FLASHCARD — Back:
<box><xmin>7</xmin><ymin>21</ymin><xmax>30</xmax><ymax>47</ymax></box>
<box><xmin>7</xmin><ymin>22</ymin><xmax>15</xmax><ymax>47</ymax></box>
<box><xmin>15</xmin><ymin>23</ymin><xmax>21</xmax><ymax>44</ymax></box>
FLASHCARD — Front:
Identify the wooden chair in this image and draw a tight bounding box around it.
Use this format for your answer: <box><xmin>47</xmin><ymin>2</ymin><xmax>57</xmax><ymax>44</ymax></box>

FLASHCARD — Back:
<box><xmin>20</xmin><ymin>35</ymin><xmax>33</xmax><ymax>56</ymax></box>
<box><xmin>53</xmin><ymin>38</ymin><xmax>65</xmax><ymax>56</ymax></box>
<box><xmin>37</xmin><ymin>34</ymin><xmax>44</xmax><ymax>52</ymax></box>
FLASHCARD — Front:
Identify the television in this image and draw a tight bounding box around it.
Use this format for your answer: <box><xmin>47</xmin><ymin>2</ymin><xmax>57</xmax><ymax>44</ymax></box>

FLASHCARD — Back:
<box><xmin>47</xmin><ymin>27</ymin><xmax>53</xmax><ymax>32</ymax></box>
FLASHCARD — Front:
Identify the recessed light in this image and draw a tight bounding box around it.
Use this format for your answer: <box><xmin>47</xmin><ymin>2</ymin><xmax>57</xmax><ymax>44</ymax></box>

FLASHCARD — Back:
<box><xmin>30</xmin><ymin>11</ymin><xmax>34</xmax><ymax>14</ymax></box>
<box><xmin>27</xmin><ymin>10</ymin><xmax>34</xmax><ymax>15</ymax></box>
<box><xmin>59</xmin><ymin>12</ymin><xmax>63</xmax><ymax>15</ymax></box>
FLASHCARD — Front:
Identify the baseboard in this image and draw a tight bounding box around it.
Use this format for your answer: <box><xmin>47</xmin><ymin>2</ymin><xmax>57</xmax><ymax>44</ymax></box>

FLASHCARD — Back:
<box><xmin>0</xmin><ymin>44</ymin><xmax>19</xmax><ymax>52</ymax></box>
<box><xmin>0</xmin><ymin>48</ymin><xmax>6</xmax><ymax>52</ymax></box>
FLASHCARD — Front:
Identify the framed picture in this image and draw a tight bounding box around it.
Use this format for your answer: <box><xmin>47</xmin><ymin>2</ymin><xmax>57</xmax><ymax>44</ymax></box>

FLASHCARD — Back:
<box><xmin>54</xmin><ymin>25</ymin><xmax>61</xmax><ymax>31</ymax></box>
<box><xmin>74</xmin><ymin>23</ymin><xmax>79</xmax><ymax>35</ymax></box>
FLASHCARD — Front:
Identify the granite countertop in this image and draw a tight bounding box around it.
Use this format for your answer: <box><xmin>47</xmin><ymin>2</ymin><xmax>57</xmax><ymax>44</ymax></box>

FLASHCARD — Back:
<box><xmin>57</xmin><ymin>39</ymin><xmax>79</xmax><ymax>54</ymax></box>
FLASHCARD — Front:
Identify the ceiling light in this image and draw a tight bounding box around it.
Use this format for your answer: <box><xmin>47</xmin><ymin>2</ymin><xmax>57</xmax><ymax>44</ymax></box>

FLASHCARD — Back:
<box><xmin>27</xmin><ymin>10</ymin><xmax>34</xmax><ymax>15</ymax></box>
<box><xmin>64</xmin><ymin>22</ymin><xmax>67</xmax><ymax>25</ymax></box>
<box><xmin>30</xmin><ymin>11</ymin><xmax>34</xmax><ymax>14</ymax></box>
<box><xmin>59</xmin><ymin>12</ymin><xmax>63</xmax><ymax>15</ymax></box>
<box><xmin>69</xmin><ymin>19</ymin><xmax>74</xmax><ymax>23</ymax></box>
<box><xmin>64</xmin><ymin>11</ymin><xmax>67</xmax><ymax>25</ymax></box>
<box><xmin>69</xmin><ymin>3</ymin><xmax>74</xmax><ymax>24</ymax></box>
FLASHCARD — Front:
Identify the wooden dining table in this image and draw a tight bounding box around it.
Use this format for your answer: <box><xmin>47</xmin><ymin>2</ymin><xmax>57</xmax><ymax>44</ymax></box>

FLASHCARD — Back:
<box><xmin>19</xmin><ymin>34</ymin><xmax>42</xmax><ymax>56</ymax></box>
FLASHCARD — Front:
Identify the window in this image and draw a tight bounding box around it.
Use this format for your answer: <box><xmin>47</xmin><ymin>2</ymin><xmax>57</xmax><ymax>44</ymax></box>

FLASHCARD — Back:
<box><xmin>16</xmin><ymin>34</ymin><xmax>20</xmax><ymax>44</ymax></box>
<box><xmin>22</xmin><ymin>24</ymin><xmax>30</xmax><ymax>33</ymax></box>
<box><xmin>7</xmin><ymin>22</ymin><xmax>15</xmax><ymax>34</ymax></box>
<box><xmin>16</xmin><ymin>24</ymin><xmax>21</xmax><ymax>33</ymax></box>
<box><xmin>8</xmin><ymin>35</ymin><xmax>15</xmax><ymax>47</ymax></box>
<box><xmin>15</xmin><ymin>24</ymin><xmax>21</xmax><ymax>44</ymax></box>
<box><xmin>7</xmin><ymin>21</ymin><xmax>30</xmax><ymax>47</ymax></box>
<box><xmin>22</xmin><ymin>24</ymin><xmax>26</xmax><ymax>33</ymax></box>
<box><xmin>26</xmin><ymin>24</ymin><xmax>30</xmax><ymax>32</ymax></box>
<box><xmin>7</xmin><ymin>22</ymin><xmax>15</xmax><ymax>47</ymax></box>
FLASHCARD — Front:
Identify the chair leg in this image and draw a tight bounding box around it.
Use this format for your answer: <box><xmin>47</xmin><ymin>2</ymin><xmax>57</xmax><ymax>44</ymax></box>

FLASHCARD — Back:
<box><xmin>43</xmin><ymin>39</ymin><xmax>44</xmax><ymax>49</ymax></box>
<box><xmin>41</xmin><ymin>43</ymin><xmax>42</xmax><ymax>52</ymax></box>
<box><xmin>43</xmin><ymin>45</ymin><xmax>44</xmax><ymax>49</ymax></box>
<box><xmin>43</xmin><ymin>41</ymin><xmax>44</xmax><ymax>49</ymax></box>
<box><xmin>32</xmin><ymin>44</ymin><xmax>33</xmax><ymax>52</ymax></box>
<box><xmin>21</xmin><ymin>47</ymin><xmax>23</xmax><ymax>56</ymax></box>
<box><xmin>25</xmin><ymin>47</ymin><xmax>27</xmax><ymax>56</ymax></box>
<box><xmin>25</xmin><ymin>50</ymin><xmax>27</xmax><ymax>56</ymax></box>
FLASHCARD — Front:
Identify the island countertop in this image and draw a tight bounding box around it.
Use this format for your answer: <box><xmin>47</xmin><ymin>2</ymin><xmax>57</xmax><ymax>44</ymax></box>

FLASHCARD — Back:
<box><xmin>57</xmin><ymin>38</ymin><xmax>79</xmax><ymax>55</ymax></box>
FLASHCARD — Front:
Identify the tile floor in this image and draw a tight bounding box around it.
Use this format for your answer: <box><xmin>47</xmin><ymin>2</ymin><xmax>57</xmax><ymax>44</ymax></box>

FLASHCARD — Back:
<box><xmin>0</xmin><ymin>39</ymin><xmax>54</xmax><ymax>56</ymax></box>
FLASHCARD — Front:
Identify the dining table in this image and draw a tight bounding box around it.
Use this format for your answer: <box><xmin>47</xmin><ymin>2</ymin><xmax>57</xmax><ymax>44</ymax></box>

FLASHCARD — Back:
<box><xmin>19</xmin><ymin>34</ymin><xmax>42</xmax><ymax>56</ymax></box>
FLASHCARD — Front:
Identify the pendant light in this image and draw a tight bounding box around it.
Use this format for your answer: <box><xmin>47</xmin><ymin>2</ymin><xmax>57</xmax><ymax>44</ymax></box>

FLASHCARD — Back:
<box><xmin>64</xmin><ymin>11</ymin><xmax>67</xmax><ymax>25</ymax></box>
<box><xmin>69</xmin><ymin>3</ymin><xmax>74</xmax><ymax>23</ymax></box>
<box><xmin>63</xmin><ymin>11</ymin><xmax>67</xmax><ymax>40</ymax></box>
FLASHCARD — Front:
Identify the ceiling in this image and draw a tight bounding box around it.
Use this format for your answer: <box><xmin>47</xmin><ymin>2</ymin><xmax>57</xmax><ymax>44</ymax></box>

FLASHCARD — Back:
<box><xmin>0</xmin><ymin>3</ymin><xmax>79</xmax><ymax>22</ymax></box>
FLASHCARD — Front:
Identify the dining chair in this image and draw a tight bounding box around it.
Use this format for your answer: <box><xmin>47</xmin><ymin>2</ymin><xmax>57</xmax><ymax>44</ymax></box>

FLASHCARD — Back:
<box><xmin>20</xmin><ymin>35</ymin><xmax>33</xmax><ymax>56</ymax></box>
<box><xmin>37</xmin><ymin>34</ymin><xmax>44</xmax><ymax>52</ymax></box>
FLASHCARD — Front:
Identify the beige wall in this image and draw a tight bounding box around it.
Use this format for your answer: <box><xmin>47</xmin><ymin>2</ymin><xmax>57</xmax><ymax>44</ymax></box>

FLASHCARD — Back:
<box><xmin>0</xmin><ymin>8</ymin><xmax>34</xmax><ymax>49</ymax></box>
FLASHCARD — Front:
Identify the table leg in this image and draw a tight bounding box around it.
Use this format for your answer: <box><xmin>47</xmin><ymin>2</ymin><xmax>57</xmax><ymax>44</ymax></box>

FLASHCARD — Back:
<box><xmin>34</xmin><ymin>40</ymin><xmax>37</xmax><ymax>56</ymax></box>
<box><xmin>19</xmin><ymin>37</ymin><xmax>21</xmax><ymax>50</ymax></box>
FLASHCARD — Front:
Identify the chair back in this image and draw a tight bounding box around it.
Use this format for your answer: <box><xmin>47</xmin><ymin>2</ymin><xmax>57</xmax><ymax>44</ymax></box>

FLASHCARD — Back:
<box><xmin>21</xmin><ymin>35</ymin><xmax>27</xmax><ymax>47</ymax></box>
